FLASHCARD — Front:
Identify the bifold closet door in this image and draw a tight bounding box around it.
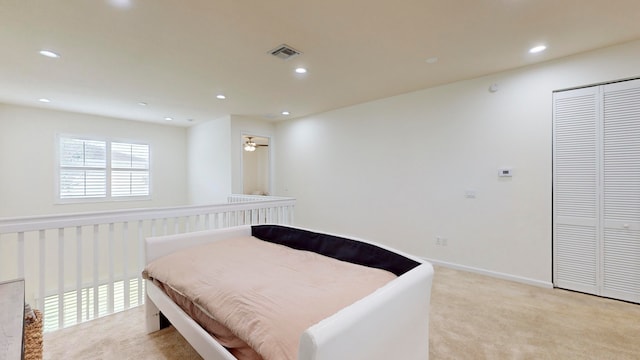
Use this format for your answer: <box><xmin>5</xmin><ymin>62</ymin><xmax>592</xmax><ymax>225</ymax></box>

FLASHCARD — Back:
<box><xmin>553</xmin><ymin>86</ymin><xmax>600</xmax><ymax>295</ymax></box>
<box><xmin>601</xmin><ymin>79</ymin><xmax>640</xmax><ymax>303</ymax></box>
<box><xmin>553</xmin><ymin>78</ymin><xmax>640</xmax><ymax>303</ymax></box>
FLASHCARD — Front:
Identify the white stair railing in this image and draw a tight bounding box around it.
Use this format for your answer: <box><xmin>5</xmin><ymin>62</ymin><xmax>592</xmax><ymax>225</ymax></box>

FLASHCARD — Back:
<box><xmin>0</xmin><ymin>195</ymin><xmax>295</xmax><ymax>332</ymax></box>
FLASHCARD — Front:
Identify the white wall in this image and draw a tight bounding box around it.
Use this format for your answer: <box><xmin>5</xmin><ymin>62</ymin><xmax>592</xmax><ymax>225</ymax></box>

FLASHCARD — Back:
<box><xmin>230</xmin><ymin>115</ymin><xmax>276</xmax><ymax>194</ymax></box>
<box><xmin>187</xmin><ymin>116</ymin><xmax>232</xmax><ymax>204</ymax></box>
<box><xmin>275</xmin><ymin>40</ymin><xmax>640</xmax><ymax>285</ymax></box>
<box><xmin>187</xmin><ymin>114</ymin><xmax>275</xmax><ymax>202</ymax></box>
<box><xmin>0</xmin><ymin>104</ymin><xmax>188</xmax><ymax>217</ymax></box>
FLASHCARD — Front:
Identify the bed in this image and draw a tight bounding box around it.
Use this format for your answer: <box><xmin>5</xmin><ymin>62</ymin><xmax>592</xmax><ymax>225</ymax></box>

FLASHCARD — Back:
<box><xmin>144</xmin><ymin>224</ymin><xmax>434</xmax><ymax>360</ymax></box>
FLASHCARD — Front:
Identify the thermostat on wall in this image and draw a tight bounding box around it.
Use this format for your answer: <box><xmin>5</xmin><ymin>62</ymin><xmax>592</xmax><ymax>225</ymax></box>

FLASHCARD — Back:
<box><xmin>498</xmin><ymin>168</ymin><xmax>513</xmax><ymax>177</ymax></box>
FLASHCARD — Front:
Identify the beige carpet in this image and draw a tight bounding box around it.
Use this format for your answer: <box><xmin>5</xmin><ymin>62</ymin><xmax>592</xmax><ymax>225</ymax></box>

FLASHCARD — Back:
<box><xmin>429</xmin><ymin>267</ymin><xmax>640</xmax><ymax>359</ymax></box>
<box><xmin>44</xmin><ymin>266</ymin><xmax>640</xmax><ymax>359</ymax></box>
<box><xmin>43</xmin><ymin>307</ymin><xmax>202</xmax><ymax>360</ymax></box>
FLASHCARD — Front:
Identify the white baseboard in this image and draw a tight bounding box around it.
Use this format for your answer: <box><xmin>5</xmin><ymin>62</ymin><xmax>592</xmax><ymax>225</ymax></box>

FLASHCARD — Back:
<box><xmin>423</xmin><ymin>258</ymin><xmax>554</xmax><ymax>289</ymax></box>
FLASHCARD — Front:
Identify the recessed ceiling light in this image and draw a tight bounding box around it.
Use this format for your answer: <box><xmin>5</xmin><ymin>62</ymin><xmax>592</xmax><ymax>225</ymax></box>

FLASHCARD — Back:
<box><xmin>137</xmin><ymin>102</ymin><xmax>147</xmax><ymax>106</ymax></box>
<box><xmin>529</xmin><ymin>45</ymin><xmax>547</xmax><ymax>54</ymax></box>
<box><xmin>425</xmin><ymin>57</ymin><xmax>438</xmax><ymax>64</ymax></box>
<box><xmin>39</xmin><ymin>98</ymin><xmax>51</xmax><ymax>103</ymax></box>
<box><xmin>281</xmin><ymin>111</ymin><xmax>290</xmax><ymax>116</ymax></box>
<box><xmin>295</xmin><ymin>67</ymin><xmax>307</xmax><ymax>74</ymax></box>
<box><xmin>108</xmin><ymin>0</ymin><xmax>133</xmax><ymax>8</ymax></box>
<box><xmin>164</xmin><ymin>117</ymin><xmax>173</xmax><ymax>121</ymax></box>
<box><xmin>39</xmin><ymin>50</ymin><xmax>60</xmax><ymax>58</ymax></box>
<box><xmin>216</xmin><ymin>94</ymin><xmax>226</xmax><ymax>100</ymax></box>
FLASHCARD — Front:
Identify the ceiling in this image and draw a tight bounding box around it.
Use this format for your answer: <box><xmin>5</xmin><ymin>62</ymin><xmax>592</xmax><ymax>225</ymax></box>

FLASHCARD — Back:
<box><xmin>1</xmin><ymin>0</ymin><xmax>639</xmax><ymax>127</ymax></box>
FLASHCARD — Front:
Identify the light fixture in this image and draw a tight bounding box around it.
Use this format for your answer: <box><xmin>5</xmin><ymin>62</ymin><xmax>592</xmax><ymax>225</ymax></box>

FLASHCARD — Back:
<box><xmin>281</xmin><ymin>111</ymin><xmax>290</xmax><ymax>116</ymax></box>
<box><xmin>164</xmin><ymin>117</ymin><xmax>173</xmax><ymax>121</ymax></box>
<box><xmin>216</xmin><ymin>94</ymin><xmax>226</xmax><ymax>100</ymax></box>
<box><xmin>295</xmin><ymin>67</ymin><xmax>307</xmax><ymax>74</ymax></box>
<box><xmin>108</xmin><ymin>0</ymin><xmax>133</xmax><ymax>8</ymax></box>
<box><xmin>39</xmin><ymin>50</ymin><xmax>60</xmax><ymax>58</ymax></box>
<box><xmin>137</xmin><ymin>102</ymin><xmax>147</xmax><ymax>106</ymax></box>
<box><xmin>244</xmin><ymin>137</ymin><xmax>257</xmax><ymax>152</ymax></box>
<box><xmin>529</xmin><ymin>45</ymin><xmax>547</xmax><ymax>54</ymax></box>
<box><xmin>39</xmin><ymin>98</ymin><xmax>51</xmax><ymax>103</ymax></box>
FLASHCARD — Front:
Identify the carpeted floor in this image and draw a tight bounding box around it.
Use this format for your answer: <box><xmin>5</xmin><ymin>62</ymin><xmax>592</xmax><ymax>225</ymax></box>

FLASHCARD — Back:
<box><xmin>44</xmin><ymin>306</ymin><xmax>202</xmax><ymax>360</ymax></box>
<box><xmin>44</xmin><ymin>266</ymin><xmax>640</xmax><ymax>359</ymax></box>
<box><xmin>428</xmin><ymin>267</ymin><xmax>640</xmax><ymax>359</ymax></box>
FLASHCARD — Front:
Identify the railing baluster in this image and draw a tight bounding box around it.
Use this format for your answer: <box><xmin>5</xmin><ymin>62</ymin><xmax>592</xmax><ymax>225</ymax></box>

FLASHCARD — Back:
<box><xmin>93</xmin><ymin>224</ymin><xmax>99</xmax><ymax>318</ymax></box>
<box><xmin>17</xmin><ymin>232</ymin><xmax>24</xmax><ymax>279</ymax></box>
<box><xmin>85</xmin><ymin>282</ymin><xmax>90</xmax><ymax>321</ymax></box>
<box><xmin>38</xmin><ymin>230</ymin><xmax>45</xmax><ymax>312</ymax></box>
<box><xmin>76</xmin><ymin>226</ymin><xmax>83</xmax><ymax>324</ymax></box>
<box><xmin>57</xmin><ymin>228</ymin><xmax>64</xmax><ymax>328</ymax></box>
<box><xmin>108</xmin><ymin>223</ymin><xmax>114</xmax><ymax>314</ymax></box>
<box><xmin>123</xmin><ymin>222</ymin><xmax>129</xmax><ymax>310</ymax></box>
<box><xmin>137</xmin><ymin>220</ymin><xmax>144</xmax><ymax>306</ymax></box>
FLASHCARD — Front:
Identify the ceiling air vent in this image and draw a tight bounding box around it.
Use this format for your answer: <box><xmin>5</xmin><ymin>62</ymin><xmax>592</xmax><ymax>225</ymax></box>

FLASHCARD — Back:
<box><xmin>269</xmin><ymin>44</ymin><xmax>302</xmax><ymax>60</ymax></box>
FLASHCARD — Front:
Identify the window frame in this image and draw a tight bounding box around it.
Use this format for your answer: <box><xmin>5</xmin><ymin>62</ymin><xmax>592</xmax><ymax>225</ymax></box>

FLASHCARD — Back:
<box><xmin>56</xmin><ymin>134</ymin><xmax>152</xmax><ymax>204</ymax></box>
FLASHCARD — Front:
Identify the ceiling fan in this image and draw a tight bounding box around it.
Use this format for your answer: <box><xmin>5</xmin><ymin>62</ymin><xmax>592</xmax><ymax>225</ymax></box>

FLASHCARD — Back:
<box><xmin>244</xmin><ymin>137</ymin><xmax>268</xmax><ymax>152</ymax></box>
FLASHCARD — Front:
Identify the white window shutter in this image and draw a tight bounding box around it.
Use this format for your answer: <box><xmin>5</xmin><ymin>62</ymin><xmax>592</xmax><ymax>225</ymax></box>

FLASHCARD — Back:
<box><xmin>111</xmin><ymin>142</ymin><xmax>150</xmax><ymax>197</ymax></box>
<box><xmin>59</xmin><ymin>138</ymin><xmax>107</xmax><ymax>198</ymax></box>
<box><xmin>59</xmin><ymin>137</ymin><xmax>150</xmax><ymax>200</ymax></box>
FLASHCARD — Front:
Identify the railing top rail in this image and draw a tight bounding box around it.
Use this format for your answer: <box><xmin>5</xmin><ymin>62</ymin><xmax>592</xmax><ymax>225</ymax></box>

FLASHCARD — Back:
<box><xmin>0</xmin><ymin>196</ymin><xmax>296</xmax><ymax>234</ymax></box>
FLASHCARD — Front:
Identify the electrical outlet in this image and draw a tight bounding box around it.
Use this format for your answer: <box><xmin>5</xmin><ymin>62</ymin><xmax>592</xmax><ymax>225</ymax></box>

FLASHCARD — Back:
<box><xmin>436</xmin><ymin>236</ymin><xmax>441</xmax><ymax>246</ymax></box>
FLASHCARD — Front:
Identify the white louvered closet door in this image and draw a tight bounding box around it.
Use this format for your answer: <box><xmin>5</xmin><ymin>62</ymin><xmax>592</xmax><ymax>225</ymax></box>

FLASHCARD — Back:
<box><xmin>553</xmin><ymin>78</ymin><xmax>640</xmax><ymax>303</ymax></box>
<box><xmin>553</xmin><ymin>86</ymin><xmax>600</xmax><ymax>295</ymax></box>
<box><xmin>601</xmin><ymin>79</ymin><xmax>640</xmax><ymax>303</ymax></box>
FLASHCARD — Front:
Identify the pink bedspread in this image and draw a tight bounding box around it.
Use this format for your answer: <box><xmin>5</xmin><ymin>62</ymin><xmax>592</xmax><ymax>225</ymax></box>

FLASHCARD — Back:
<box><xmin>143</xmin><ymin>236</ymin><xmax>396</xmax><ymax>360</ymax></box>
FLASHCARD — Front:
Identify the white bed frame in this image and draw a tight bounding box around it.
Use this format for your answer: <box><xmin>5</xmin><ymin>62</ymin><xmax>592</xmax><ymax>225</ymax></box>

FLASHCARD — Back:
<box><xmin>144</xmin><ymin>225</ymin><xmax>434</xmax><ymax>360</ymax></box>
